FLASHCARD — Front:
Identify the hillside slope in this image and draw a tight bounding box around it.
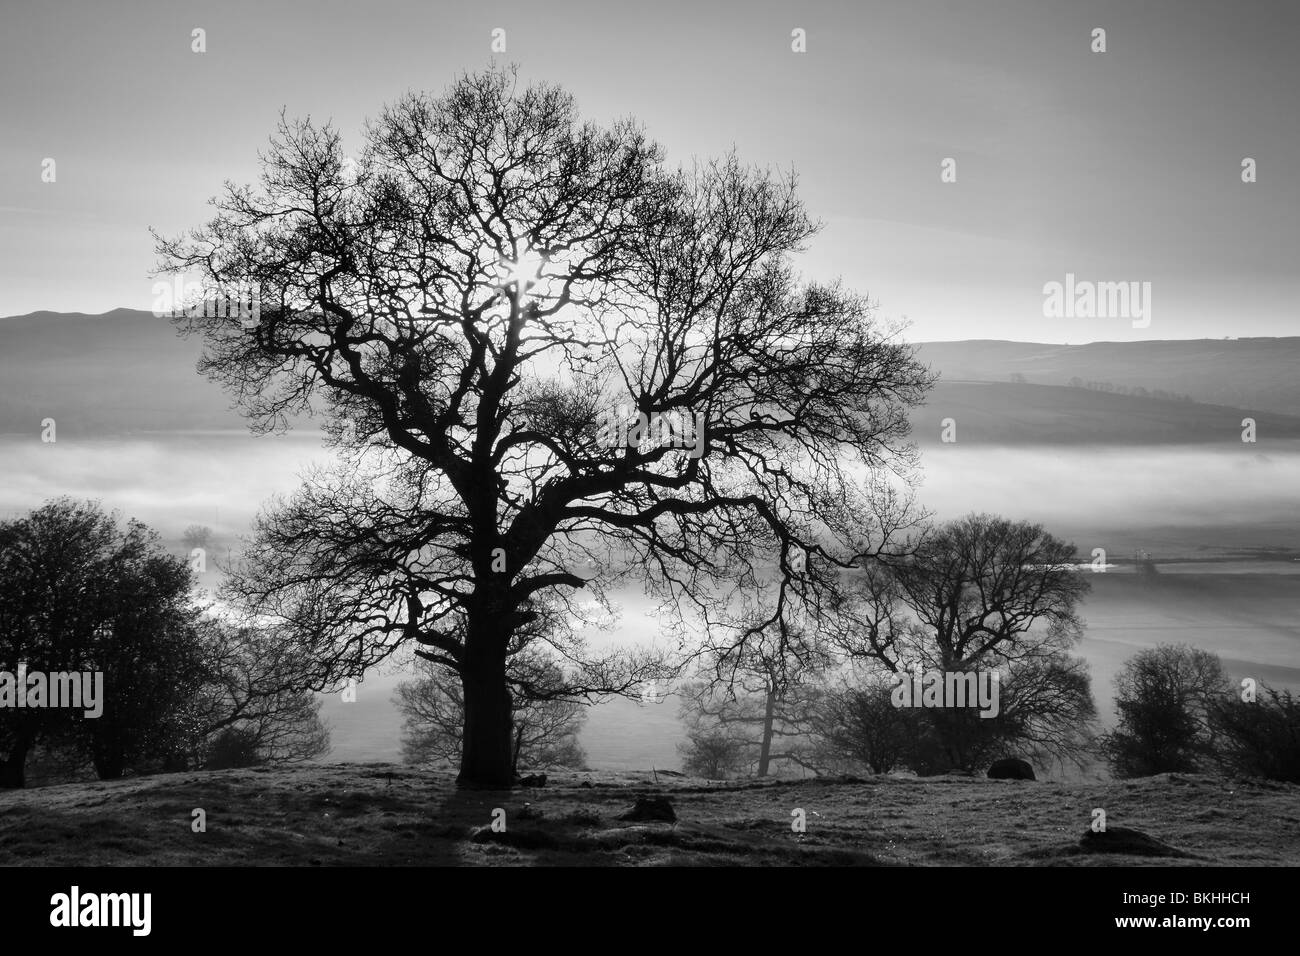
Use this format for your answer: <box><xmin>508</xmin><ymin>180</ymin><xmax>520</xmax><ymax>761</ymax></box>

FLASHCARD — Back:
<box><xmin>0</xmin><ymin>309</ymin><xmax>250</xmax><ymax>436</ymax></box>
<box><xmin>915</xmin><ymin>338</ymin><xmax>1300</xmax><ymax>417</ymax></box>
<box><xmin>910</xmin><ymin>380</ymin><xmax>1300</xmax><ymax>446</ymax></box>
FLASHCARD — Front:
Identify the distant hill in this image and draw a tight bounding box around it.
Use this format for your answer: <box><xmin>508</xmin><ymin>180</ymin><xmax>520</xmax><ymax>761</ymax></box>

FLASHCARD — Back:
<box><xmin>915</xmin><ymin>338</ymin><xmax>1300</xmax><ymax>417</ymax></box>
<box><xmin>3</xmin><ymin>311</ymin><xmax>1300</xmax><ymax>445</ymax></box>
<box><xmin>910</xmin><ymin>380</ymin><xmax>1300</xmax><ymax>446</ymax></box>
<box><xmin>0</xmin><ymin>309</ymin><xmax>247</xmax><ymax>437</ymax></box>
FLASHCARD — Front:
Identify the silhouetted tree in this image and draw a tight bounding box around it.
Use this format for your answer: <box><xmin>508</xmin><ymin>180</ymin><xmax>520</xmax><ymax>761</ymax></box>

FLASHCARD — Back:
<box><xmin>188</xmin><ymin>621</ymin><xmax>331</xmax><ymax>768</ymax></box>
<box><xmin>828</xmin><ymin>514</ymin><xmax>1095</xmax><ymax>771</ymax></box>
<box><xmin>1099</xmin><ymin>644</ymin><xmax>1228</xmax><ymax>777</ymax></box>
<box><xmin>677</xmin><ymin>725</ymin><xmax>751</xmax><ymax>779</ymax></box>
<box><xmin>0</xmin><ymin>500</ymin><xmax>204</xmax><ymax>785</ymax></box>
<box><xmin>157</xmin><ymin>65</ymin><xmax>931</xmax><ymax>786</ymax></box>
<box><xmin>182</xmin><ymin>525</ymin><xmax>213</xmax><ymax>553</ymax></box>
<box><xmin>676</xmin><ymin>677</ymin><xmax>823</xmax><ymax>778</ymax></box>
<box><xmin>680</xmin><ymin>616</ymin><xmax>831</xmax><ymax>777</ymax></box>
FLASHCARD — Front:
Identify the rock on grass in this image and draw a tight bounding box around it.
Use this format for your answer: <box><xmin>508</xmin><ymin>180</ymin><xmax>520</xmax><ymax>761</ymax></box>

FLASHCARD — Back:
<box><xmin>1078</xmin><ymin>826</ymin><xmax>1192</xmax><ymax>858</ymax></box>
<box><xmin>618</xmin><ymin>796</ymin><xmax>676</xmax><ymax>823</ymax></box>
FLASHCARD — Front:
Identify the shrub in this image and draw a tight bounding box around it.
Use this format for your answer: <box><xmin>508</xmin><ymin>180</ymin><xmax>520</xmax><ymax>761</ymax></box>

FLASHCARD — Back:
<box><xmin>204</xmin><ymin>727</ymin><xmax>264</xmax><ymax>770</ymax></box>
<box><xmin>1209</xmin><ymin>687</ymin><xmax>1300</xmax><ymax>782</ymax></box>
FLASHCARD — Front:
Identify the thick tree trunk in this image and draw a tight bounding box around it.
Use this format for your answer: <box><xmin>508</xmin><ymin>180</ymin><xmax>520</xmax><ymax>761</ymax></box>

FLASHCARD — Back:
<box><xmin>0</xmin><ymin>733</ymin><xmax>32</xmax><ymax>789</ymax></box>
<box><xmin>457</xmin><ymin>616</ymin><xmax>515</xmax><ymax>788</ymax></box>
<box><xmin>91</xmin><ymin>731</ymin><xmax>127</xmax><ymax>780</ymax></box>
<box><xmin>93</xmin><ymin>752</ymin><xmax>126</xmax><ymax>780</ymax></box>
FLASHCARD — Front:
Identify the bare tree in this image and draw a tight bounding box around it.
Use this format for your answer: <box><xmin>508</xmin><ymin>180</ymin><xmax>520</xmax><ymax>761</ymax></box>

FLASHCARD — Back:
<box><xmin>676</xmin><ymin>723</ymin><xmax>750</xmax><ymax>779</ymax></box>
<box><xmin>188</xmin><ymin>620</ymin><xmax>331</xmax><ymax>768</ymax></box>
<box><xmin>828</xmin><ymin>514</ymin><xmax>1095</xmax><ymax>771</ymax></box>
<box><xmin>182</xmin><ymin>524</ymin><xmax>213</xmax><ymax>553</ymax></box>
<box><xmin>680</xmin><ymin>617</ymin><xmax>831</xmax><ymax>777</ymax></box>
<box><xmin>156</xmin><ymin>66</ymin><xmax>931</xmax><ymax>786</ymax></box>
<box><xmin>677</xmin><ymin>677</ymin><xmax>824</xmax><ymax>778</ymax></box>
<box><xmin>395</xmin><ymin>666</ymin><xmax>469</xmax><ymax>767</ymax></box>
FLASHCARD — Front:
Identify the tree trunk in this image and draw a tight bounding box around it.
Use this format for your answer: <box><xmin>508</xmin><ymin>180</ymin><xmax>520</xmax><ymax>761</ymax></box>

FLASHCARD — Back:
<box><xmin>0</xmin><ymin>733</ymin><xmax>32</xmax><ymax>789</ymax></box>
<box><xmin>757</xmin><ymin>685</ymin><xmax>778</xmax><ymax>777</ymax></box>
<box><xmin>91</xmin><ymin>731</ymin><xmax>127</xmax><ymax>780</ymax></box>
<box><xmin>457</xmin><ymin>615</ymin><xmax>515</xmax><ymax>788</ymax></box>
<box><xmin>512</xmin><ymin>724</ymin><xmax>525</xmax><ymax>775</ymax></box>
<box><xmin>93</xmin><ymin>752</ymin><xmax>126</xmax><ymax>780</ymax></box>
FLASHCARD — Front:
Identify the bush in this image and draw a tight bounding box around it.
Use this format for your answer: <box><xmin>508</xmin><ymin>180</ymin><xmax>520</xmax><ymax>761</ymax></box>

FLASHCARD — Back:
<box><xmin>204</xmin><ymin>727</ymin><xmax>264</xmax><ymax>770</ymax></box>
<box><xmin>813</xmin><ymin>677</ymin><xmax>919</xmax><ymax>775</ymax></box>
<box><xmin>677</xmin><ymin>730</ymin><xmax>749</xmax><ymax>779</ymax></box>
<box><xmin>1210</xmin><ymin>687</ymin><xmax>1300</xmax><ymax>782</ymax></box>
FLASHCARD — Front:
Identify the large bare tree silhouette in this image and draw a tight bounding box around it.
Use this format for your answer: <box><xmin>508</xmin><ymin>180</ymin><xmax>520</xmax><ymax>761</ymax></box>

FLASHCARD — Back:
<box><xmin>157</xmin><ymin>66</ymin><xmax>931</xmax><ymax>787</ymax></box>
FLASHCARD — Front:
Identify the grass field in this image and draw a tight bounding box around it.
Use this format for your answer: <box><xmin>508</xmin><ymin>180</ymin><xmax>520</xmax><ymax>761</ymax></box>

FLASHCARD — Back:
<box><xmin>1</xmin><ymin>763</ymin><xmax>1296</xmax><ymax>867</ymax></box>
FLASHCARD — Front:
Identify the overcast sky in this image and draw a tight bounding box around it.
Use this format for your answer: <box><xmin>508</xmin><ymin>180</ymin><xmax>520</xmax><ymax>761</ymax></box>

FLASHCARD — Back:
<box><xmin>1</xmin><ymin>0</ymin><xmax>1296</xmax><ymax>341</ymax></box>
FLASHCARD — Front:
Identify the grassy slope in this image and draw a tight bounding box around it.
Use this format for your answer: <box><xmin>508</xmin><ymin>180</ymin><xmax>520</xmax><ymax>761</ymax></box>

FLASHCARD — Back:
<box><xmin>1</xmin><ymin>763</ymin><xmax>1296</xmax><ymax>867</ymax></box>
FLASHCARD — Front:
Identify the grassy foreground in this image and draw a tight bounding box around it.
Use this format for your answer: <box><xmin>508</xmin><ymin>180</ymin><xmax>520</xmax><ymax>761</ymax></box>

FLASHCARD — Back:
<box><xmin>1</xmin><ymin>763</ymin><xmax>1296</xmax><ymax>866</ymax></box>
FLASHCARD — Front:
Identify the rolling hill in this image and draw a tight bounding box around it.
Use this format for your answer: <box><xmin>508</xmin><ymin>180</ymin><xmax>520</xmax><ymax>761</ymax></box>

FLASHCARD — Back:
<box><xmin>915</xmin><ymin>338</ymin><xmax>1300</xmax><ymax>417</ymax></box>
<box><xmin>910</xmin><ymin>380</ymin><xmax>1300</xmax><ymax>446</ymax></box>
<box><xmin>3</xmin><ymin>310</ymin><xmax>1300</xmax><ymax>446</ymax></box>
<box><xmin>0</xmin><ymin>309</ymin><xmax>248</xmax><ymax>436</ymax></box>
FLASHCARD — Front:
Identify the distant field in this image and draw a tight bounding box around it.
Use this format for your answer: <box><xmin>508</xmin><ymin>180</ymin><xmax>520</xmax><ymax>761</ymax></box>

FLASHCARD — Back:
<box><xmin>1</xmin><ymin>763</ymin><xmax>1295</xmax><ymax>866</ymax></box>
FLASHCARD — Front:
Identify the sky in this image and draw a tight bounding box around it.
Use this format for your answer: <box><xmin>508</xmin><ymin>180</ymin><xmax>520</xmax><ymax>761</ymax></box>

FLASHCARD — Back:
<box><xmin>1</xmin><ymin>0</ymin><xmax>1296</xmax><ymax>342</ymax></box>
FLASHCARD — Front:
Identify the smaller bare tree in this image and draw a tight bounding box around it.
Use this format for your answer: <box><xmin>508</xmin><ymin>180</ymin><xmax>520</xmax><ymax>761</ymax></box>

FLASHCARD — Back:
<box><xmin>828</xmin><ymin>513</ymin><xmax>1096</xmax><ymax>772</ymax></box>
<box><xmin>678</xmin><ymin>618</ymin><xmax>831</xmax><ymax>778</ymax></box>
<box><xmin>190</xmin><ymin>621</ymin><xmax>332</xmax><ymax>769</ymax></box>
<box><xmin>182</xmin><ymin>525</ymin><xmax>213</xmax><ymax>553</ymax></box>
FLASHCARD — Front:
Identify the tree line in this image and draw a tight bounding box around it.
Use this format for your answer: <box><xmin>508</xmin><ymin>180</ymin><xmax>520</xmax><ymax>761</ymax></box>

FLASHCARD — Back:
<box><xmin>1061</xmin><ymin>376</ymin><xmax>1194</xmax><ymax>402</ymax></box>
